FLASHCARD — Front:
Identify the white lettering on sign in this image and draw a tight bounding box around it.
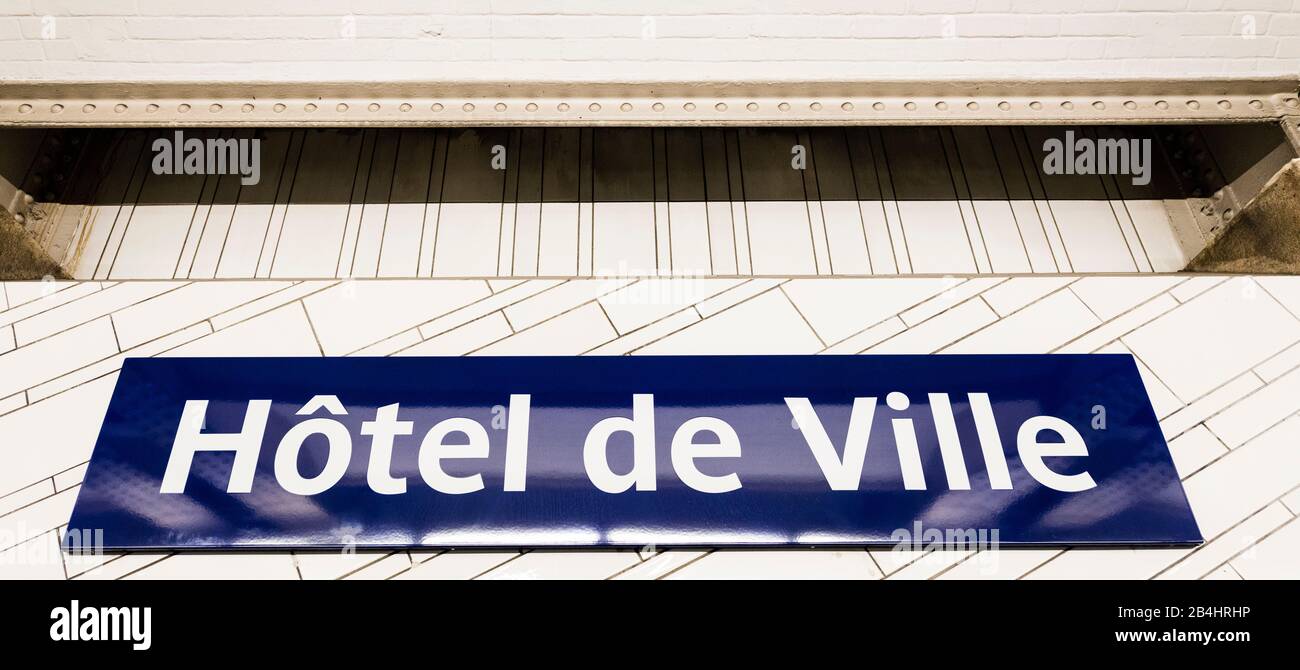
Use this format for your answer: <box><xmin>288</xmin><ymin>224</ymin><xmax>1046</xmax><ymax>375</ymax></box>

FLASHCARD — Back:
<box><xmin>584</xmin><ymin>393</ymin><xmax>657</xmax><ymax>493</ymax></box>
<box><xmin>361</xmin><ymin>403</ymin><xmax>412</xmax><ymax>495</ymax></box>
<box><xmin>160</xmin><ymin>392</ymin><xmax>1096</xmax><ymax>496</ymax></box>
<box><xmin>162</xmin><ymin>398</ymin><xmax>270</xmax><ymax>494</ymax></box>
<box><xmin>670</xmin><ymin>416</ymin><xmax>742</xmax><ymax>494</ymax></box>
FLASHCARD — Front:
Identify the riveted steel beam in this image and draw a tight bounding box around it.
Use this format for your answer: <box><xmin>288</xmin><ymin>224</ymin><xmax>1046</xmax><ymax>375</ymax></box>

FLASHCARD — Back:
<box><xmin>1</xmin><ymin>78</ymin><xmax>1297</xmax><ymax>127</ymax></box>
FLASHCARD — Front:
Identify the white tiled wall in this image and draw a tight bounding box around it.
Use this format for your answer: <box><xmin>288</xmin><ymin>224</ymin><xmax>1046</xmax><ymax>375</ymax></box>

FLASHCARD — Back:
<box><xmin>1</xmin><ymin>1</ymin><xmax>1297</xmax><ymax>81</ymax></box>
<box><xmin>2</xmin><ymin>274</ymin><xmax>1299</xmax><ymax>579</ymax></box>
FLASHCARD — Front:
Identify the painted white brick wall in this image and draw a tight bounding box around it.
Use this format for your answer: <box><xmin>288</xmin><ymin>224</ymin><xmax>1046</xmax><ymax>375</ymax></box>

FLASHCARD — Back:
<box><xmin>0</xmin><ymin>1</ymin><xmax>1297</xmax><ymax>82</ymax></box>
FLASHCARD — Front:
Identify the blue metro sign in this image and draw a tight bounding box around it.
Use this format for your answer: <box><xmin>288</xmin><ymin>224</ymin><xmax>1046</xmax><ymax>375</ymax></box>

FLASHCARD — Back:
<box><xmin>66</xmin><ymin>354</ymin><xmax>1201</xmax><ymax>550</ymax></box>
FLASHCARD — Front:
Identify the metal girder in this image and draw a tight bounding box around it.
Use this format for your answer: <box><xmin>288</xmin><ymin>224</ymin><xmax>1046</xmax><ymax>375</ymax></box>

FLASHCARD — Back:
<box><xmin>1</xmin><ymin>78</ymin><xmax>1297</xmax><ymax>127</ymax></box>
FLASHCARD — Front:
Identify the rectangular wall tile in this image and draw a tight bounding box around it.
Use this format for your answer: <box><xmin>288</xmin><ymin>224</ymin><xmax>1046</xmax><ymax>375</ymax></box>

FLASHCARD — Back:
<box><xmin>1124</xmin><ymin>278</ymin><xmax>1300</xmax><ymax>402</ymax></box>
<box><xmin>0</xmin><ymin>318</ymin><xmax>117</xmax><ymax>398</ymax></box>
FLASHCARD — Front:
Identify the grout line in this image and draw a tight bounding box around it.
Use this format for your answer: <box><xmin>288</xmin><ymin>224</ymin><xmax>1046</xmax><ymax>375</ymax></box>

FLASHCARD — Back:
<box><xmin>410</xmin><ymin>280</ymin><xmax>563</xmax><ymax>342</ymax></box>
<box><xmin>388</xmin><ymin>313</ymin><xmax>504</xmax><ymax>357</ymax></box>
<box><xmin>170</xmin><ymin>129</ymin><xmax>222</xmax><ymax>280</ymax></box>
<box><xmin>212</xmin><ymin>130</ymin><xmax>280</xmax><ymax>279</ymax></box>
<box><xmin>1215</xmin><ymin>564</ymin><xmax>1245</xmax><ymax>580</ymax></box>
<box><xmin>6</xmin><ymin>279</ymin><xmax>191</xmax><ymax>347</ymax></box>
<box><xmin>1159</xmin><ymin>361</ymin><xmax>1299</xmax><ymax>442</ymax></box>
<box><xmin>419</xmin><ymin>129</ymin><xmax>445</xmax><ymax>278</ymax></box>
<box><xmin>91</xmin><ymin>130</ymin><xmax>151</xmax><ymax>280</ymax></box>
<box><xmin>373</xmin><ymin>130</ymin><xmax>403</xmax><ymax>277</ymax></box>
<box><xmin>1179</xmin><ymin>394</ymin><xmax>1298</xmax><ymax>476</ymax></box>
<box><xmin>778</xmin><ymin>284</ymin><xmax>827</xmax><ymax>348</ymax></box>
<box><xmin>468</xmin><ymin>552</ymin><xmax>526</xmax><ymax>580</ymax></box>
<box><xmin>872</xmin><ymin>127</ymin><xmax>909</xmax><ymax>273</ymax></box>
<box><xmin>1053</xmin><ymin>282</ymin><xmax>1180</xmax><ymax>352</ymax></box>
<box><xmin>947</xmin><ymin>127</ymin><xmax>999</xmax><ymax>273</ymax></box>
<box><xmin>105</xmin><ymin>129</ymin><xmax>186</xmax><ymax>281</ymax></box>
<box><xmin>718</xmin><ymin>130</ymin><xmax>739</xmax><ymax>274</ymax></box>
<box><xmin>814</xmin><ymin>282</ymin><xmax>973</xmax><ymax>353</ymax></box>
<box><xmin>495</xmin><ymin>128</ymin><xmax>518</xmax><ymax>277</ymax></box>
<box><xmin>0</xmin><ymin>281</ymin><xmax>334</xmax><ymax>411</ymax></box>
<box><xmin>664</xmin><ymin>129</ymin><xmax>675</xmax><ymax>274</ymax></box>
<box><xmin>839</xmin><ymin>127</ymin><xmax>874</xmax><ymax>275</ymax></box>
<box><xmin>297</xmin><ymin>301</ymin><xmax>327</xmax><ymax>357</ymax></box>
<box><xmin>863</xmin><ymin>547</ymin><xmax>885</xmax><ymax>577</ymax></box>
<box><xmin>1113</xmin><ymin>175</ymin><xmax>1157</xmax><ymax>273</ymax></box>
<box><xmin>74</xmin><ymin>131</ymin><xmax>131</xmax><ymax>280</ymax></box>
<box><xmin>984</xmin><ymin>126</ymin><xmax>1035</xmax><ymax>271</ymax></box>
<box><xmin>195</xmin><ymin>172</ymin><xmax>239</xmax><ymax>280</ymax></box>
<box><xmin>107</xmin><ymin>314</ymin><xmax>121</xmax><ymax>353</ymax></box>
<box><xmin>732</xmin><ymin>130</ymin><xmax>755</xmax><ymax>275</ymax></box>
<box><xmin>1015</xmin><ymin>549</ymin><xmax>1066</xmax><ymax>580</ymax></box>
<box><xmin>592</xmin><ymin>298</ymin><xmax>619</xmax><ymax>337</ymax></box>
<box><xmin>343</xmin><ymin>129</ymin><xmax>379</xmax><ymax>278</ymax></box>
<box><xmin>937</xmin><ymin>127</ymin><xmax>982</xmax><ymax>273</ymax></box>
<box><xmin>0</xmin><ymin>483</ymin><xmax>75</xmax><ymax>525</ymax></box>
<box><xmin>697</xmin><ymin>128</ymin><xmax>716</xmax><ymax>275</ymax></box>
<box><xmin>1254</xmin><ymin>278</ymin><xmax>1300</xmax><ymax>325</ymax></box>
<box><xmin>532</xmin><ymin>128</ymin><xmax>547</xmax><ymax>276</ymax></box>
<box><xmin>1083</xmin><ymin>127</ymin><xmax>1146</xmax><ymax>273</ymax></box>
<box><xmin>1069</xmin><ymin>282</ymin><xmax>1106</xmax><ymax>322</ymax></box>
<box><xmin>1151</xmin><ymin>484</ymin><xmax>1300</xmax><ymax>580</ymax></box>
<box><xmin>334</xmin><ymin>551</ymin><xmax>395</xmax><ymax>580</ymax></box>
<box><xmin>1008</xmin><ymin>127</ymin><xmax>1064</xmax><ymax>273</ymax></box>
<box><xmin>575</xmin><ymin>128</ymin><xmax>584</xmax><ymax>277</ymax></box>
<box><xmin>656</xmin><ymin>550</ymin><xmax>712</xmax><ymax>580</ymax></box>
<box><xmin>256</xmin><ymin>129</ymin><xmax>305</xmax><ymax>279</ymax></box>
<box><xmin>936</xmin><ymin>282</ymin><xmax>1082</xmax><ymax>353</ymax></box>
<box><xmin>651</xmin><ymin>128</ymin><xmax>662</xmax><ymax>273</ymax></box>
<box><xmin>798</xmin><ymin>128</ymin><xmax>829</xmax><ymax>275</ymax></box>
<box><xmin>460</xmin><ymin>285</ymin><xmax>635</xmax><ymax>355</ymax></box>
<box><xmin>1027</xmin><ymin>126</ymin><xmax>1077</xmax><ymax>273</ymax></box>
<box><xmin>626</xmin><ymin>280</ymin><xmax>790</xmax><ymax>354</ymax></box>
<box><xmin>114</xmin><ymin>552</ymin><xmax>176</xmax><ymax>580</ymax></box>
<box><xmin>936</xmin><ymin>545</ymin><xmax>1054</xmax><ymax>580</ymax></box>
<box><xmin>0</xmin><ymin>282</ymin><xmax>104</xmax><ymax>327</ymax></box>
<box><xmin>589</xmin><ymin>129</ymin><xmax>597</xmax><ymax>276</ymax></box>
<box><xmin>427</xmin><ymin>128</ymin><xmax>453</xmax><ymax>277</ymax></box>
<box><xmin>578</xmin><ymin>304</ymin><xmax>696</xmax><ymax>356</ymax></box>
<box><xmin>266</xmin><ymin>129</ymin><xmax>317</xmax><ymax>279</ymax></box>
